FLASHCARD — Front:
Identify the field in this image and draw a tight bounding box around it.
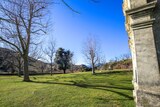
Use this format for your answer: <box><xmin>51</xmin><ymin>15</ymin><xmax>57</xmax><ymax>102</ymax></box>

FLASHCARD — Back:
<box><xmin>0</xmin><ymin>70</ymin><xmax>135</xmax><ymax>107</ymax></box>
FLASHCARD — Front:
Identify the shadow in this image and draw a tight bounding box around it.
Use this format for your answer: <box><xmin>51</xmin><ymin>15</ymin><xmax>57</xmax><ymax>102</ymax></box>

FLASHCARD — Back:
<box><xmin>31</xmin><ymin>80</ymin><xmax>134</xmax><ymax>100</ymax></box>
<box><xmin>94</xmin><ymin>87</ymin><xmax>133</xmax><ymax>100</ymax></box>
<box><xmin>29</xmin><ymin>70</ymin><xmax>134</xmax><ymax>100</ymax></box>
<box><xmin>96</xmin><ymin>97</ymin><xmax>133</xmax><ymax>102</ymax></box>
<box><xmin>71</xmin><ymin>81</ymin><xmax>133</xmax><ymax>90</ymax></box>
<box><xmin>97</xmin><ymin>71</ymin><xmax>122</xmax><ymax>74</ymax></box>
<box><xmin>94</xmin><ymin>70</ymin><xmax>131</xmax><ymax>76</ymax></box>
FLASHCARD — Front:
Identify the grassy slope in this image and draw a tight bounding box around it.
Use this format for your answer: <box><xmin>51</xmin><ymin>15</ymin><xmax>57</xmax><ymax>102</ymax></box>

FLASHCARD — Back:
<box><xmin>0</xmin><ymin>70</ymin><xmax>135</xmax><ymax>107</ymax></box>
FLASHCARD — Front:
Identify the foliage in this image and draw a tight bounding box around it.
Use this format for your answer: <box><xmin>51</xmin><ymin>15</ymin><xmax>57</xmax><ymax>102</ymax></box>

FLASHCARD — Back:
<box><xmin>0</xmin><ymin>70</ymin><xmax>134</xmax><ymax>107</ymax></box>
<box><xmin>54</xmin><ymin>48</ymin><xmax>73</xmax><ymax>74</ymax></box>
<box><xmin>80</xmin><ymin>64</ymin><xmax>92</xmax><ymax>72</ymax></box>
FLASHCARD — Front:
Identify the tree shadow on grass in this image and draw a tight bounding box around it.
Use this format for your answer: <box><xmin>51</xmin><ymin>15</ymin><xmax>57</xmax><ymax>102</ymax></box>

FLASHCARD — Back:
<box><xmin>31</xmin><ymin>80</ymin><xmax>134</xmax><ymax>100</ymax></box>
<box><xmin>30</xmin><ymin>70</ymin><xmax>134</xmax><ymax>100</ymax></box>
<box><xmin>72</xmin><ymin>81</ymin><xmax>133</xmax><ymax>100</ymax></box>
<box><xmin>96</xmin><ymin>97</ymin><xmax>132</xmax><ymax>102</ymax></box>
<box><xmin>94</xmin><ymin>70</ymin><xmax>132</xmax><ymax>76</ymax></box>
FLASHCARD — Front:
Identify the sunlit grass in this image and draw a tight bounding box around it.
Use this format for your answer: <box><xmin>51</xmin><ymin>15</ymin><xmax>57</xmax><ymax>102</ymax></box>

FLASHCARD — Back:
<box><xmin>0</xmin><ymin>70</ymin><xmax>135</xmax><ymax>107</ymax></box>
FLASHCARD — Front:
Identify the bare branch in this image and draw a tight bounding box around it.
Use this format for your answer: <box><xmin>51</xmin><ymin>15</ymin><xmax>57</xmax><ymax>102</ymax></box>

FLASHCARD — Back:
<box><xmin>61</xmin><ymin>0</ymin><xmax>80</xmax><ymax>14</ymax></box>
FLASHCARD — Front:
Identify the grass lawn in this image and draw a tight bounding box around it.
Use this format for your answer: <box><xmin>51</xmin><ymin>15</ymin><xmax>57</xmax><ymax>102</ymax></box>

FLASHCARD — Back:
<box><xmin>0</xmin><ymin>70</ymin><xmax>135</xmax><ymax>107</ymax></box>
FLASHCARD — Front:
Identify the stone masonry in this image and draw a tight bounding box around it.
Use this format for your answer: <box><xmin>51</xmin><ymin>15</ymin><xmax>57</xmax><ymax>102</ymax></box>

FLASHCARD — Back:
<box><xmin>123</xmin><ymin>0</ymin><xmax>160</xmax><ymax>107</ymax></box>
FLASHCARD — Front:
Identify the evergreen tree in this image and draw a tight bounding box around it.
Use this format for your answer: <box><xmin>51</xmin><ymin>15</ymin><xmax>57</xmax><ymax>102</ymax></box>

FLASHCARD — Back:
<box><xmin>55</xmin><ymin>48</ymin><xmax>73</xmax><ymax>74</ymax></box>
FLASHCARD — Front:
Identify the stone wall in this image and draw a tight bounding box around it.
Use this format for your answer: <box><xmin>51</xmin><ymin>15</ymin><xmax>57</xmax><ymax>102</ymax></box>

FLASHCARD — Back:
<box><xmin>123</xmin><ymin>0</ymin><xmax>160</xmax><ymax>106</ymax></box>
<box><xmin>136</xmin><ymin>89</ymin><xmax>160</xmax><ymax>107</ymax></box>
<box><xmin>134</xmin><ymin>27</ymin><xmax>160</xmax><ymax>85</ymax></box>
<box><xmin>130</xmin><ymin>0</ymin><xmax>147</xmax><ymax>8</ymax></box>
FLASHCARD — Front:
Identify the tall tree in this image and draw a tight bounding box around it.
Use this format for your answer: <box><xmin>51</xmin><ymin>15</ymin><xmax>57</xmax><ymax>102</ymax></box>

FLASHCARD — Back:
<box><xmin>54</xmin><ymin>48</ymin><xmax>73</xmax><ymax>74</ymax></box>
<box><xmin>0</xmin><ymin>0</ymin><xmax>49</xmax><ymax>81</ymax></box>
<box><xmin>82</xmin><ymin>36</ymin><xmax>102</xmax><ymax>74</ymax></box>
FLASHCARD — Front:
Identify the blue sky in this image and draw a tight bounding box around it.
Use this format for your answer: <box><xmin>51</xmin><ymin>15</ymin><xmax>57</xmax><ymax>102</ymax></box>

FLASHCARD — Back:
<box><xmin>48</xmin><ymin>0</ymin><xmax>130</xmax><ymax>64</ymax></box>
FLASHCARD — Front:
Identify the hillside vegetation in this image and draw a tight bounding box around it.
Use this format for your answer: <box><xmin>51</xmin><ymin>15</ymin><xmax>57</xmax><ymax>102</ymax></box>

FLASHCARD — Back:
<box><xmin>0</xmin><ymin>70</ymin><xmax>135</xmax><ymax>107</ymax></box>
<box><xmin>101</xmin><ymin>59</ymin><xmax>132</xmax><ymax>70</ymax></box>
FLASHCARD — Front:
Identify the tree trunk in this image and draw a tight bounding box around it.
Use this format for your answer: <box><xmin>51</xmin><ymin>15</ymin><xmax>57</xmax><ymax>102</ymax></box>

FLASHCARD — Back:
<box><xmin>50</xmin><ymin>63</ymin><xmax>53</xmax><ymax>76</ymax></box>
<box><xmin>41</xmin><ymin>69</ymin><xmax>43</xmax><ymax>74</ymax></box>
<box><xmin>18</xmin><ymin>65</ymin><xmax>21</xmax><ymax>77</ymax></box>
<box><xmin>23</xmin><ymin>54</ymin><xmax>30</xmax><ymax>82</ymax></box>
<box><xmin>63</xmin><ymin>69</ymin><xmax>66</xmax><ymax>74</ymax></box>
<box><xmin>18</xmin><ymin>60</ymin><xmax>22</xmax><ymax>77</ymax></box>
<box><xmin>92</xmin><ymin>63</ymin><xmax>95</xmax><ymax>75</ymax></box>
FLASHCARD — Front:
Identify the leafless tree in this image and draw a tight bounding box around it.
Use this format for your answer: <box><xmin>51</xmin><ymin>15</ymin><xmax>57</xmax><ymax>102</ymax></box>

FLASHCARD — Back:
<box><xmin>0</xmin><ymin>0</ymin><xmax>49</xmax><ymax>81</ymax></box>
<box><xmin>0</xmin><ymin>44</ymin><xmax>23</xmax><ymax>76</ymax></box>
<box><xmin>120</xmin><ymin>53</ymin><xmax>131</xmax><ymax>61</ymax></box>
<box><xmin>70</xmin><ymin>55</ymin><xmax>76</xmax><ymax>73</ymax></box>
<box><xmin>39</xmin><ymin>62</ymin><xmax>47</xmax><ymax>74</ymax></box>
<box><xmin>82</xmin><ymin>36</ymin><xmax>101</xmax><ymax>74</ymax></box>
<box><xmin>4</xmin><ymin>41</ymin><xmax>24</xmax><ymax>77</ymax></box>
<box><xmin>16</xmin><ymin>53</ymin><xmax>23</xmax><ymax>77</ymax></box>
<box><xmin>43</xmin><ymin>38</ymin><xmax>56</xmax><ymax>76</ymax></box>
<box><xmin>0</xmin><ymin>48</ymin><xmax>13</xmax><ymax>73</ymax></box>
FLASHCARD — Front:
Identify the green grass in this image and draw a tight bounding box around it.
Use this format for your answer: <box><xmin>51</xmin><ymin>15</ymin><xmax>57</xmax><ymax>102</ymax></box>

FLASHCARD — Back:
<box><xmin>0</xmin><ymin>70</ymin><xmax>135</xmax><ymax>107</ymax></box>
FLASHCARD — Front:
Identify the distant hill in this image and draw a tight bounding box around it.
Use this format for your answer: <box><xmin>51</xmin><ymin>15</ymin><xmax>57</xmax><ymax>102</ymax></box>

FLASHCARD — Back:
<box><xmin>0</xmin><ymin>47</ymin><xmax>50</xmax><ymax>74</ymax></box>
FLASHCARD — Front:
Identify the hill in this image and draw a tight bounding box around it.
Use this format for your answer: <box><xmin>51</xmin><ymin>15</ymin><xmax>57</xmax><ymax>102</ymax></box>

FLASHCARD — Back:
<box><xmin>0</xmin><ymin>47</ymin><xmax>50</xmax><ymax>74</ymax></box>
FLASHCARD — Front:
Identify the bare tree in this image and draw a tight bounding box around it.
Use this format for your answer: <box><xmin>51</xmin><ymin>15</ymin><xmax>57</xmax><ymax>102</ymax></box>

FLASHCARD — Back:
<box><xmin>9</xmin><ymin>51</ymin><xmax>23</xmax><ymax>77</ymax></box>
<box><xmin>39</xmin><ymin>62</ymin><xmax>47</xmax><ymax>74</ymax></box>
<box><xmin>5</xmin><ymin>41</ymin><xmax>24</xmax><ymax>77</ymax></box>
<box><xmin>43</xmin><ymin>38</ymin><xmax>56</xmax><ymax>76</ymax></box>
<box><xmin>0</xmin><ymin>0</ymin><xmax>49</xmax><ymax>81</ymax></box>
<box><xmin>82</xmin><ymin>36</ymin><xmax>101</xmax><ymax>74</ymax></box>
<box><xmin>16</xmin><ymin>53</ymin><xmax>23</xmax><ymax>77</ymax></box>
<box><xmin>120</xmin><ymin>53</ymin><xmax>131</xmax><ymax>61</ymax></box>
<box><xmin>0</xmin><ymin>44</ymin><xmax>23</xmax><ymax>76</ymax></box>
<box><xmin>70</xmin><ymin>55</ymin><xmax>76</xmax><ymax>73</ymax></box>
<box><xmin>0</xmin><ymin>48</ymin><xmax>13</xmax><ymax>73</ymax></box>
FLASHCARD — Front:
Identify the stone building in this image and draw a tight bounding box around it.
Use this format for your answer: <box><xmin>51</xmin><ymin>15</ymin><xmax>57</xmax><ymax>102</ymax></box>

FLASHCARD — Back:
<box><xmin>123</xmin><ymin>0</ymin><xmax>160</xmax><ymax>107</ymax></box>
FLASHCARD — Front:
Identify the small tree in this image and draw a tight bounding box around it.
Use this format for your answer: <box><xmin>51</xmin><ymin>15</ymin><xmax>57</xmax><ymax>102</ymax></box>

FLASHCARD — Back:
<box><xmin>7</xmin><ymin>43</ymin><xmax>24</xmax><ymax>77</ymax></box>
<box><xmin>43</xmin><ymin>38</ymin><xmax>56</xmax><ymax>76</ymax></box>
<box><xmin>82</xmin><ymin>36</ymin><xmax>102</xmax><ymax>74</ymax></box>
<box><xmin>54</xmin><ymin>48</ymin><xmax>73</xmax><ymax>74</ymax></box>
<box><xmin>39</xmin><ymin>63</ymin><xmax>47</xmax><ymax>74</ymax></box>
<box><xmin>11</xmin><ymin>52</ymin><xmax>23</xmax><ymax>77</ymax></box>
<box><xmin>120</xmin><ymin>53</ymin><xmax>131</xmax><ymax>61</ymax></box>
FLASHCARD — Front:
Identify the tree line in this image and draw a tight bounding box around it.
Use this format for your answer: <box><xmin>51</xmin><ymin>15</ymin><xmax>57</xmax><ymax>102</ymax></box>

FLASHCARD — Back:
<box><xmin>0</xmin><ymin>0</ymin><xmax>102</xmax><ymax>82</ymax></box>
